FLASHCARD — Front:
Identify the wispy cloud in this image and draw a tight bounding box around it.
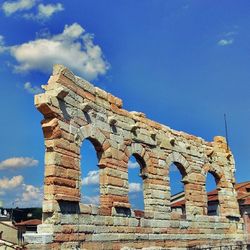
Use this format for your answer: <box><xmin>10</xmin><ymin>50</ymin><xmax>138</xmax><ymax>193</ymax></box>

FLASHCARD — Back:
<box><xmin>0</xmin><ymin>157</ymin><xmax>38</xmax><ymax>170</ymax></box>
<box><xmin>129</xmin><ymin>182</ymin><xmax>142</xmax><ymax>193</ymax></box>
<box><xmin>217</xmin><ymin>29</ymin><xmax>237</xmax><ymax>46</ymax></box>
<box><xmin>21</xmin><ymin>184</ymin><xmax>42</xmax><ymax>203</ymax></box>
<box><xmin>24</xmin><ymin>3</ymin><xmax>64</xmax><ymax>21</ymax></box>
<box><xmin>82</xmin><ymin>170</ymin><xmax>99</xmax><ymax>186</ymax></box>
<box><xmin>217</xmin><ymin>38</ymin><xmax>234</xmax><ymax>46</ymax></box>
<box><xmin>0</xmin><ymin>35</ymin><xmax>7</xmax><ymax>53</ymax></box>
<box><xmin>128</xmin><ymin>160</ymin><xmax>139</xmax><ymax>169</ymax></box>
<box><xmin>224</xmin><ymin>31</ymin><xmax>237</xmax><ymax>37</ymax></box>
<box><xmin>14</xmin><ymin>184</ymin><xmax>43</xmax><ymax>207</ymax></box>
<box><xmin>0</xmin><ymin>175</ymin><xmax>24</xmax><ymax>190</ymax></box>
<box><xmin>82</xmin><ymin>195</ymin><xmax>99</xmax><ymax>205</ymax></box>
<box><xmin>0</xmin><ymin>180</ymin><xmax>43</xmax><ymax>207</ymax></box>
<box><xmin>24</xmin><ymin>82</ymin><xmax>43</xmax><ymax>94</ymax></box>
<box><xmin>1</xmin><ymin>0</ymin><xmax>63</xmax><ymax>20</ymax></box>
<box><xmin>8</xmin><ymin>23</ymin><xmax>109</xmax><ymax>80</ymax></box>
<box><xmin>2</xmin><ymin>0</ymin><xmax>36</xmax><ymax>16</ymax></box>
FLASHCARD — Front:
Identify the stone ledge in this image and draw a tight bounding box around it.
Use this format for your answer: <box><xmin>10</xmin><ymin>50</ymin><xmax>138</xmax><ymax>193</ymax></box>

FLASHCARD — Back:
<box><xmin>24</xmin><ymin>233</ymin><xmax>53</xmax><ymax>244</ymax></box>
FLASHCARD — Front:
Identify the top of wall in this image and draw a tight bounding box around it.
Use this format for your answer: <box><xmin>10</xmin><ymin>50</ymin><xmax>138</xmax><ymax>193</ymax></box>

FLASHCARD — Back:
<box><xmin>37</xmin><ymin>64</ymin><xmax>229</xmax><ymax>151</ymax></box>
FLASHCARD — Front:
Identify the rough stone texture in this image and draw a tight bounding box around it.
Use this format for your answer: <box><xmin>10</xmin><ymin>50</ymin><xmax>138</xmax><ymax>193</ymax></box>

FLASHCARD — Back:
<box><xmin>26</xmin><ymin>65</ymin><xmax>246</xmax><ymax>249</ymax></box>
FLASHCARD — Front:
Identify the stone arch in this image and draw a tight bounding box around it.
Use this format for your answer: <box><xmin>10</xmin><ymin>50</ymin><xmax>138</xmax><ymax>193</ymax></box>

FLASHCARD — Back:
<box><xmin>165</xmin><ymin>151</ymin><xmax>191</xmax><ymax>217</ymax></box>
<box><xmin>202</xmin><ymin>163</ymin><xmax>224</xmax><ymax>186</ymax></box>
<box><xmin>77</xmin><ymin>124</ymin><xmax>113</xmax><ymax>161</ymax></box>
<box><xmin>124</xmin><ymin>143</ymin><xmax>153</xmax><ymax>213</ymax></box>
<box><xmin>127</xmin><ymin>143</ymin><xmax>146</xmax><ymax>158</ymax></box>
<box><xmin>165</xmin><ymin>151</ymin><xmax>190</xmax><ymax>177</ymax></box>
<box><xmin>77</xmin><ymin>124</ymin><xmax>109</xmax><ymax>208</ymax></box>
<box><xmin>78</xmin><ymin>125</ymin><xmax>105</xmax><ymax>149</ymax></box>
<box><xmin>202</xmin><ymin>163</ymin><xmax>225</xmax><ymax>216</ymax></box>
<box><xmin>125</xmin><ymin>143</ymin><xmax>152</xmax><ymax>177</ymax></box>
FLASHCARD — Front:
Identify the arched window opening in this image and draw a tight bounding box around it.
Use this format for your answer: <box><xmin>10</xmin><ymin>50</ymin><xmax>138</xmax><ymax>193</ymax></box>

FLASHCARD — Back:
<box><xmin>206</xmin><ymin>172</ymin><xmax>220</xmax><ymax>216</ymax></box>
<box><xmin>80</xmin><ymin>138</ymin><xmax>102</xmax><ymax>206</ymax></box>
<box><xmin>170</xmin><ymin>162</ymin><xmax>186</xmax><ymax>216</ymax></box>
<box><xmin>128</xmin><ymin>154</ymin><xmax>145</xmax><ymax>213</ymax></box>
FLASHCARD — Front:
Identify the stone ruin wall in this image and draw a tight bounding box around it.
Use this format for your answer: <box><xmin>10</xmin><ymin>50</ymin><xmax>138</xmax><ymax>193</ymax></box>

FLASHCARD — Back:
<box><xmin>25</xmin><ymin>65</ymin><xmax>246</xmax><ymax>249</ymax></box>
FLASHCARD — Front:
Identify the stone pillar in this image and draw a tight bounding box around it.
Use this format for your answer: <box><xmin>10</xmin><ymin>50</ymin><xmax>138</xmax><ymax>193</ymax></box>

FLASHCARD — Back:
<box><xmin>35</xmin><ymin>101</ymin><xmax>81</xmax><ymax>214</ymax></box>
<box><xmin>184</xmin><ymin>173</ymin><xmax>206</xmax><ymax>218</ymax></box>
<box><xmin>213</xmin><ymin>136</ymin><xmax>240</xmax><ymax>218</ymax></box>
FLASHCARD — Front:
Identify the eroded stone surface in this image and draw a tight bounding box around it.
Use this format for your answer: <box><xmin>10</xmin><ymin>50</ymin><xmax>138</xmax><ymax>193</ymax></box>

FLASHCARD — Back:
<box><xmin>27</xmin><ymin>65</ymin><xmax>246</xmax><ymax>249</ymax></box>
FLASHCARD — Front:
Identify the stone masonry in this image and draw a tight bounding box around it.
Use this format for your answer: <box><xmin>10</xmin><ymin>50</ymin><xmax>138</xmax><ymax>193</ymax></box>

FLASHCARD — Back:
<box><xmin>25</xmin><ymin>65</ymin><xmax>246</xmax><ymax>249</ymax></box>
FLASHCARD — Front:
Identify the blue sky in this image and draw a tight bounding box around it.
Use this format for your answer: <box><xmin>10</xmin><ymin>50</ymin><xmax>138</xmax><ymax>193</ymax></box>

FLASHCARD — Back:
<box><xmin>0</xmin><ymin>0</ymin><xmax>250</xmax><ymax>208</ymax></box>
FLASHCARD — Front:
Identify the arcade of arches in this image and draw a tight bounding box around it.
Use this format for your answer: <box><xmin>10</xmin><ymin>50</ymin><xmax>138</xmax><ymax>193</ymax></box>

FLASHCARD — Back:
<box><xmin>25</xmin><ymin>65</ymin><xmax>246</xmax><ymax>249</ymax></box>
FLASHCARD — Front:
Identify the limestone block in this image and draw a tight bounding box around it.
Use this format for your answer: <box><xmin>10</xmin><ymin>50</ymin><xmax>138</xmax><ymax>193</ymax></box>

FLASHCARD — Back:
<box><xmin>95</xmin><ymin>87</ymin><xmax>108</xmax><ymax>100</ymax></box>
<box><xmin>128</xmin><ymin>218</ymin><xmax>139</xmax><ymax>227</ymax></box>
<box><xmin>96</xmin><ymin>97</ymin><xmax>110</xmax><ymax>111</ymax></box>
<box><xmin>80</xmin><ymin>102</ymin><xmax>94</xmax><ymax>112</ymax></box>
<box><xmin>24</xmin><ymin>233</ymin><xmax>53</xmax><ymax>244</ymax></box>
<box><xmin>75</xmin><ymin>76</ymin><xmax>95</xmax><ymax>94</ymax></box>
<box><xmin>37</xmin><ymin>224</ymin><xmax>55</xmax><ymax>234</ymax></box>
<box><xmin>45</xmin><ymin>152</ymin><xmax>62</xmax><ymax>165</ymax></box>
<box><xmin>113</xmin><ymin>217</ymin><xmax>128</xmax><ymax>226</ymax></box>
<box><xmin>92</xmin><ymin>233</ymin><xmax>119</xmax><ymax>241</ymax></box>
<box><xmin>150</xmin><ymin>190</ymin><xmax>167</xmax><ymax>199</ymax></box>
<box><xmin>93</xmin><ymin>215</ymin><xmax>106</xmax><ymax>226</ymax></box>
<box><xmin>103</xmin><ymin>186</ymin><xmax>128</xmax><ymax>196</ymax></box>
<box><xmin>118</xmin><ymin>233</ymin><xmax>136</xmax><ymax>241</ymax></box>
<box><xmin>130</xmin><ymin>111</ymin><xmax>146</xmax><ymax>118</ymax></box>
<box><xmin>180</xmin><ymin>221</ymin><xmax>189</xmax><ymax>229</ymax></box>
<box><xmin>158</xmin><ymin>137</ymin><xmax>173</xmax><ymax>149</ymax></box>
<box><xmin>133</xmin><ymin>133</ymin><xmax>157</xmax><ymax>146</ymax></box>
<box><xmin>91</xmin><ymin>205</ymin><xmax>99</xmax><ymax>215</ymax></box>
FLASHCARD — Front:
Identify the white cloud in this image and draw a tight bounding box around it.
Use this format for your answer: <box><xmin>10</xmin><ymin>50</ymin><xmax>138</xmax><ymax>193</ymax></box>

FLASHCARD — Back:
<box><xmin>24</xmin><ymin>3</ymin><xmax>64</xmax><ymax>21</ymax></box>
<box><xmin>82</xmin><ymin>170</ymin><xmax>99</xmax><ymax>186</ymax></box>
<box><xmin>217</xmin><ymin>38</ymin><xmax>234</xmax><ymax>46</ymax></box>
<box><xmin>128</xmin><ymin>160</ymin><xmax>139</xmax><ymax>169</ymax></box>
<box><xmin>2</xmin><ymin>0</ymin><xmax>63</xmax><ymax>20</ymax></box>
<box><xmin>37</xmin><ymin>3</ymin><xmax>63</xmax><ymax>19</ymax></box>
<box><xmin>16</xmin><ymin>184</ymin><xmax>43</xmax><ymax>207</ymax></box>
<box><xmin>0</xmin><ymin>157</ymin><xmax>38</xmax><ymax>170</ymax></box>
<box><xmin>0</xmin><ymin>175</ymin><xmax>24</xmax><ymax>190</ymax></box>
<box><xmin>9</xmin><ymin>23</ymin><xmax>109</xmax><ymax>80</ymax></box>
<box><xmin>129</xmin><ymin>182</ymin><xmax>142</xmax><ymax>193</ymax></box>
<box><xmin>82</xmin><ymin>195</ymin><xmax>99</xmax><ymax>205</ymax></box>
<box><xmin>2</xmin><ymin>0</ymin><xmax>36</xmax><ymax>16</ymax></box>
<box><xmin>24</xmin><ymin>82</ymin><xmax>43</xmax><ymax>94</ymax></box>
<box><xmin>21</xmin><ymin>184</ymin><xmax>42</xmax><ymax>202</ymax></box>
<box><xmin>56</xmin><ymin>23</ymin><xmax>85</xmax><ymax>40</ymax></box>
<box><xmin>224</xmin><ymin>31</ymin><xmax>237</xmax><ymax>37</ymax></box>
<box><xmin>217</xmin><ymin>28</ymin><xmax>237</xmax><ymax>47</ymax></box>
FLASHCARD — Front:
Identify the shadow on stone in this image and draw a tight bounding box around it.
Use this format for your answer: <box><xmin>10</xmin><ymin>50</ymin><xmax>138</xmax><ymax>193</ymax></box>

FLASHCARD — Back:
<box><xmin>58</xmin><ymin>201</ymin><xmax>80</xmax><ymax>214</ymax></box>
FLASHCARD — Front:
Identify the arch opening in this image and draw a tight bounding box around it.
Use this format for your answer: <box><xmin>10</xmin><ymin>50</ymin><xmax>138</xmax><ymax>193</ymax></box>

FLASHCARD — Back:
<box><xmin>170</xmin><ymin>162</ymin><xmax>187</xmax><ymax>216</ymax></box>
<box><xmin>80</xmin><ymin>138</ymin><xmax>103</xmax><ymax>206</ymax></box>
<box><xmin>205</xmin><ymin>171</ymin><xmax>220</xmax><ymax>216</ymax></box>
<box><xmin>127</xmin><ymin>154</ymin><xmax>145</xmax><ymax>214</ymax></box>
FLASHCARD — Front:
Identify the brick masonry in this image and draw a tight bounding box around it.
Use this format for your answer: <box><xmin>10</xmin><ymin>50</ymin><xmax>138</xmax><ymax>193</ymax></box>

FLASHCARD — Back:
<box><xmin>25</xmin><ymin>65</ymin><xmax>246</xmax><ymax>249</ymax></box>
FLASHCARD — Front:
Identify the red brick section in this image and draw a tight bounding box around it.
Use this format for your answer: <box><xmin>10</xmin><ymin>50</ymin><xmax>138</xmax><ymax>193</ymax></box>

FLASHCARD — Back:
<box><xmin>26</xmin><ymin>64</ymin><xmax>246</xmax><ymax>249</ymax></box>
